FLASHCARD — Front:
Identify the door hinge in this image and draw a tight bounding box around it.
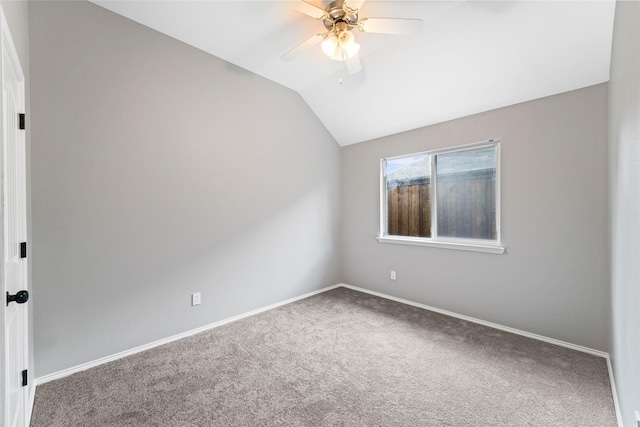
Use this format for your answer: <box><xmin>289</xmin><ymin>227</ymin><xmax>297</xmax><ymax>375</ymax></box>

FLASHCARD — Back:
<box><xmin>21</xmin><ymin>369</ymin><xmax>27</xmax><ymax>387</ymax></box>
<box><xmin>20</xmin><ymin>242</ymin><xmax>26</xmax><ymax>258</ymax></box>
<box><xmin>18</xmin><ymin>113</ymin><xmax>25</xmax><ymax>130</ymax></box>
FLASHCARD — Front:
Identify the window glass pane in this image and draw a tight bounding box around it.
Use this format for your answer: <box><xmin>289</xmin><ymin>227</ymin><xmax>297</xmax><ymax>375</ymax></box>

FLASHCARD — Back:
<box><xmin>386</xmin><ymin>155</ymin><xmax>431</xmax><ymax>238</ymax></box>
<box><xmin>435</xmin><ymin>146</ymin><xmax>496</xmax><ymax>240</ymax></box>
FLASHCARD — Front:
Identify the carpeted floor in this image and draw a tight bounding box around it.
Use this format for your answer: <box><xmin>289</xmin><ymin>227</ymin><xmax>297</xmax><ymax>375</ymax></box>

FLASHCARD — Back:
<box><xmin>30</xmin><ymin>287</ymin><xmax>617</xmax><ymax>426</ymax></box>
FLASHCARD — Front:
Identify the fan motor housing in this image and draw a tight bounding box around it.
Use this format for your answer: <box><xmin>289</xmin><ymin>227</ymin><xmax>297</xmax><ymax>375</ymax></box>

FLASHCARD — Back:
<box><xmin>323</xmin><ymin>0</ymin><xmax>359</xmax><ymax>31</ymax></box>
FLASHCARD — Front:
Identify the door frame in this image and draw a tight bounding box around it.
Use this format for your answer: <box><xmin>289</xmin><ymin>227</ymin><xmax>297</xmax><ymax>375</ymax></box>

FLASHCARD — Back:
<box><xmin>0</xmin><ymin>5</ymin><xmax>30</xmax><ymax>426</ymax></box>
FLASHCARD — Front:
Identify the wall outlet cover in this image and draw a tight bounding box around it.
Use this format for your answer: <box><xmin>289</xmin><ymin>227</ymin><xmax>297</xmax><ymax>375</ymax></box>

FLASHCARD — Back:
<box><xmin>192</xmin><ymin>292</ymin><xmax>201</xmax><ymax>306</ymax></box>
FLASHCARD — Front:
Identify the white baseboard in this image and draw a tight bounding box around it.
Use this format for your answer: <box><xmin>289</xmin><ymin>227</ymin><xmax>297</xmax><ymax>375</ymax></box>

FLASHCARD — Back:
<box><xmin>35</xmin><ymin>284</ymin><xmax>342</xmax><ymax>385</ymax></box>
<box><xmin>606</xmin><ymin>355</ymin><xmax>624</xmax><ymax>427</ymax></box>
<box><xmin>34</xmin><ymin>282</ymin><xmax>623</xmax><ymax>426</ymax></box>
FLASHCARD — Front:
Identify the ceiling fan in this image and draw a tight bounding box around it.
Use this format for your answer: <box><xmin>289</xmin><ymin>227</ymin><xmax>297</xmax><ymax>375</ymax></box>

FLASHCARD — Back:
<box><xmin>281</xmin><ymin>0</ymin><xmax>423</xmax><ymax>74</ymax></box>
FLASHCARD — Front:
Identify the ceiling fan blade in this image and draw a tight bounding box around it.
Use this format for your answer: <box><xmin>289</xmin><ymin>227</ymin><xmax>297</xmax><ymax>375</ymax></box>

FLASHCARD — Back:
<box><xmin>358</xmin><ymin>18</ymin><xmax>424</xmax><ymax>35</ymax></box>
<box><xmin>281</xmin><ymin>33</ymin><xmax>325</xmax><ymax>62</ymax></box>
<box><xmin>345</xmin><ymin>53</ymin><xmax>362</xmax><ymax>74</ymax></box>
<box><xmin>294</xmin><ymin>1</ymin><xmax>328</xmax><ymax>20</ymax></box>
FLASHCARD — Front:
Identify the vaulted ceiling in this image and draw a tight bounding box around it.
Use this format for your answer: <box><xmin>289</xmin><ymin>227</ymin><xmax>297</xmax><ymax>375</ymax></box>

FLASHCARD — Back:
<box><xmin>91</xmin><ymin>1</ymin><xmax>615</xmax><ymax>146</ymax></box>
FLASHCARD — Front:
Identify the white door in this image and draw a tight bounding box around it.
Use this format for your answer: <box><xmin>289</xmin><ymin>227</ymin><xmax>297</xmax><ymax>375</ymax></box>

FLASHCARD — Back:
<box><xmin>0</xmin><ymin>7</ymin><xmax>28</xmax><ymax>427</ymax></box>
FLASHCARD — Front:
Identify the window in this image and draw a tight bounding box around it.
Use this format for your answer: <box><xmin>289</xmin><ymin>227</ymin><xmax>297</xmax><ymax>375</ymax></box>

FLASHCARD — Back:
<box><xmin>378</xmin><ymin>140</ymin><xmax>504</xmax><ymax>254</ymax></box>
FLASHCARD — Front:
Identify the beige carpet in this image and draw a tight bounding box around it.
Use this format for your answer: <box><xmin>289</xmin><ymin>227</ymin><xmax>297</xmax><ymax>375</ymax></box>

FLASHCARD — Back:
<box><xmin>30</xmin><ymin>287</ymin><xmax>617</xmax><ymax>426</ymax></box>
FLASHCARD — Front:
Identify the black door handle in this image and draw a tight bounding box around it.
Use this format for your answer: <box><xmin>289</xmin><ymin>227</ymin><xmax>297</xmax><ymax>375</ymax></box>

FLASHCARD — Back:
<box><xmin>6</xmin><ymin>290</ymin><xmax>28</xmax><ymax>306</ymax></box>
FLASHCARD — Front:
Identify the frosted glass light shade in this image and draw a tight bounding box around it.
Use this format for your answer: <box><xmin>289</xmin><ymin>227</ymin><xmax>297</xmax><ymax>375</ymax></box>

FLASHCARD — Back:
<box><xmin>338</xmin><ymin>31</ymin><xmax>355</xmax><ymax>49</ymax></box>
<box><xmin>321</xmin><ymin>35</ymin><xmax>339</xmax><ymax>57</ymax></box>
<box><xmin>323</xmin><ymin>31</ymin><xmax>359</xmax><ymax>61</ymax></box>
<box><xmin>328</xmin><ymin>42</ymin><xmax>360</xmax><ymax>61</ymax></box>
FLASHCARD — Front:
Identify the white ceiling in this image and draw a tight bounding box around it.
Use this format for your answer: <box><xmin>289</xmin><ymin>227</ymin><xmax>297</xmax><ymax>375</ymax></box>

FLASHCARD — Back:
<box><xmin>91</xmin><ymin>1</ymin><xmax>616</xmax><ymax>146</ymax></box>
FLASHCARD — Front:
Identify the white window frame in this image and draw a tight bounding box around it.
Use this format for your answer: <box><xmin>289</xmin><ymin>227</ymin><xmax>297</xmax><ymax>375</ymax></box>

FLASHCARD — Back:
<box><xmin>377</xmin><ymin>139</ymin><xmax>505</xmax><ymax>254</ymax></box>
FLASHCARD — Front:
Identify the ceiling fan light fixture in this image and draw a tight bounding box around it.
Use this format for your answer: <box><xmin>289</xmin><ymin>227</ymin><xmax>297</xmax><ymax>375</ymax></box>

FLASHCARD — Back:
<box><xmin>327</xmin><ymin>41</ymin><xmax>360</xmax><ymax>61</ymax></box>
<box><xmin>284</xmin><ymin>0</ymin><xmax>424</xmax><ymax>73</ymax></box>
<box><xmin>321</xmin><ymin>34</ymin><xmax>339</xmax><ymax>57</ymax></box>
<box><xmin>337</xmin><ymin>30</ymin><xmax>355</xmax><ymax>49</ymax></box>
<box><xmin>328</xmin><ymin>47</ymin><xmax>344</xmax><ymax>61</ymax></box>
<box><xmin>324</xmin><ymin>30</ymin><xmax>358</xmax><ymax>61</ymax></box>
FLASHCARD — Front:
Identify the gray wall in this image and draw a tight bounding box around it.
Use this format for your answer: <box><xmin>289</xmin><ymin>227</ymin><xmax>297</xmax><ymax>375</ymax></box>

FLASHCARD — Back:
<box><xmin>29</xmin><ymin>1</ymin><xmax>341</xmax><ymax>377</ymax></box>
<box><xmin>609</xmin><ymin>1</ymin><xmax>640</xmax><ymax>426</ymax></box>
<box><xmin>342</xmin><ymin>83</ymin><xmax>610</xmax><ymax>352</ymax></box>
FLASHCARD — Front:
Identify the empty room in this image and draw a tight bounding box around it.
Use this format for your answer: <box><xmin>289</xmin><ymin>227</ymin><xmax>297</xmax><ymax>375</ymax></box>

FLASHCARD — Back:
<box><xmin>0</xmin><ymin>0</ymin><xmax>637</xmax><ymax>426</ymax></box>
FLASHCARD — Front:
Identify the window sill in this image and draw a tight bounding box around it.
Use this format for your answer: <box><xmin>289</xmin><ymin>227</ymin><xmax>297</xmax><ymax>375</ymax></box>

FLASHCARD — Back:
<box><xmin>376</xmin><ymin>236</ymin><xmax>506</xmax><ymax>254</ymax></box>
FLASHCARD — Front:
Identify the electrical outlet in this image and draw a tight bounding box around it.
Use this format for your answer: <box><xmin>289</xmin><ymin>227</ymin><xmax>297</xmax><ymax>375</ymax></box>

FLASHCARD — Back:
<box><xmin>390</xmin><ymin>270</ymin><xmax>397</xmax><ymax>280</ymax></box>
<box><xmin>192</xmin><ymin>292</ymin><xmax>201</xmax><ymax>306</ymax></box>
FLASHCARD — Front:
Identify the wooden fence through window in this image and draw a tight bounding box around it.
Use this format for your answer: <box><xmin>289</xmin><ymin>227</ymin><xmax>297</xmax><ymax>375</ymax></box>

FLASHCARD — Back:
<box><xmin>387</xmin><ymin>170</ymin><xmax>496</xmax><ymax>240</ymax></box>
<box><xmin>387</xmin><ymin>180</ymin><xmax>431</xmax><ymax>238</ymax></box>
